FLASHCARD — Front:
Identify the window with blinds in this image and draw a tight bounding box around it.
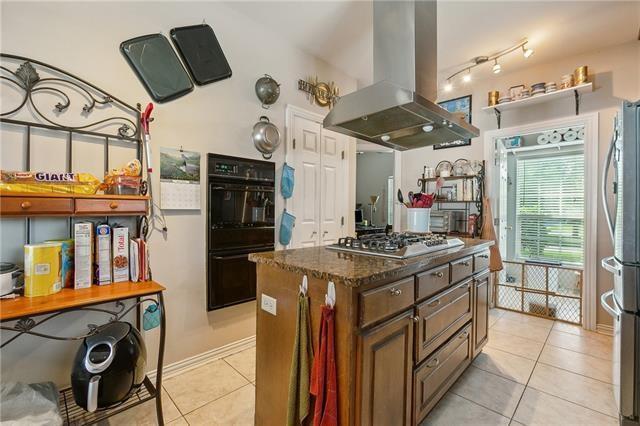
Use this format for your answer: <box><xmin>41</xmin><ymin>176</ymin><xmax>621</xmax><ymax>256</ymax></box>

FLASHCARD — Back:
<box><xmin>515</xmin><ymin>152</ymin><xmax>584</xmax><ymax>265</ymax></box>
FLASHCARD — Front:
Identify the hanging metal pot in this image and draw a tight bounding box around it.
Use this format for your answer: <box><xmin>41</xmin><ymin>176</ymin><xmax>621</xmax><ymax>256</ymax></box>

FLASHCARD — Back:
<box><xmin>251</xmin><ymin>116</ymin><xmax>281</xmax><ymax>160</ymax></box>
<box><xmin>255</xmin><ymin>74</ymin><xmax>280</xmax><ymax>109</ymax></box>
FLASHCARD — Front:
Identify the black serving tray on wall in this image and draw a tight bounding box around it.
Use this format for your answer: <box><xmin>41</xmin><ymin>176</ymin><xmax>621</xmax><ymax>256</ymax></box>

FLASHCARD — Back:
<box><xmin>170</xmin><ymin>24</ymin><xmax>232</xmax><ymax>86</ymax></box>
<box><xmin>120</xmin><ymin>33</ymin><xmax>194</xmax><ymax>103</ymax></box>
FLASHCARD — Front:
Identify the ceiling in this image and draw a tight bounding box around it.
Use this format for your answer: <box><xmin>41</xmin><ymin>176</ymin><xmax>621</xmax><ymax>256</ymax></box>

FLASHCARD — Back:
<box><xmin>226</xmin><ymin>1</ymin><xmax>639</xmax><ymax>88</ymax></box>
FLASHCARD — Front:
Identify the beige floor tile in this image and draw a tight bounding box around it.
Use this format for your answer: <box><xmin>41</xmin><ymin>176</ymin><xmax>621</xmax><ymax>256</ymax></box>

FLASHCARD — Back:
<box><xmin>552</xmin><ymin>322</ymin><xmax>613</xmax><ymax>343</ymax></box>
<box><xmin>513</xmin><ymin>387</ymin><xmax>618</xmax><ymax>426</ymax></box>
<box><xmin>450</xmin><ymin>366</ymin><xmax>525</xmax><ymax>418</ymax></box>
<box><xmin>185</xmin><ymin>384</ymin><xmax>255</xmax><ymax>426</ymax></box>
<box><xmin>538</xmin><ymin>344</ymin><xmax>613</xmax><ymax>383</ymax></box>
<box><xmin>491</xmin><ymin>317</ymin><xmax>551</xmax><ymax>343</ymax></box>
<box><xmin>510</xmin><ymin>421</ymin><xmax>525</xmax><ymax>426</ymax></box>
<box><xmin>546</xmin><ymin>330</ymin><xmax>613</xmax><ymax>361</ymax></box>
<box><xmin>473</xmin><ymin>346</ymin><xmax>536</xmax><ymax>384</ymax></box>
<box><xmin>163</xmin><ymin>359</ymin><xmax>249</xmax><ymax>414</ymax></box>
<box><xmin>486</xmin><ymin>329</ymin><xmax>544</xmax><ymax>361</ymax></box>
<box><xmin>224</xmin><ymin>346</ymin><xmax>256</xmax><ymax>382</ymax></box>
<box><xmin>500</xmin><ymin>310</ymin><xmax>554</xmax><ymax>329</ymax></box>
<box><xmin>167</xmin><ymin>417</ymin><xmax>189</xmax><ymax>426</ymax></box>
<box><xmin>489</xmin><ymin>308</ymin><xmax>505</xmax><ymax>327</ymax></box>
<box><xmin>103</xmin><ymin>390</ymin><xmax>182</xmax><ymax>425</ymax></box>
<box><xmin>528</xmin><ymin>363</ymin><xmax>617</xmax><ymax>417</ymax></box>
<box><xmin>421</xmin><ymin>392</ymin><xmax>510</xmax><ymax>426</ymax></box>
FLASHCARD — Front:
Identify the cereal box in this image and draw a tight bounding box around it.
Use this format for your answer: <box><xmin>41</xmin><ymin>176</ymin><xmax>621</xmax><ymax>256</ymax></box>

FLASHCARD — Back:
<box><xmin>96</xmin><ymin>224</ymin><xmax>112</xmax><ymax>285</ymax></box>
<box><xmin>112</xmin><ymin>227</ymin><xmax>129</xmax><ymax>282</ymax></box>
<box><xmin>74</xmin><ymin>222</ymin><xmax>93</xmax><ymax>289</ymax></box>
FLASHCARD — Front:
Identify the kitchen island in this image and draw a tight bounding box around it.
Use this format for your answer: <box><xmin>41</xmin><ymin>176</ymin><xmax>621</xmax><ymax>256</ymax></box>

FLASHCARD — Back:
<box><xmin>249</xmin><ymin>238</ymin><xmax>493</xmax><ymax>425</ymax></box>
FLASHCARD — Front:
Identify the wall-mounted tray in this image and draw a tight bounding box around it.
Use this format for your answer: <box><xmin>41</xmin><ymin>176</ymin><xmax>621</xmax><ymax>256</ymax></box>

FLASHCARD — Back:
<box><xmin>120</xmin><ymin>33</ymin><xmax>194</xmax><ymax>103</ymax></box>
<box><xmin>170</xmin><ymin>24</ymin><xmax>232</xmax><ymax>86</ymax></box>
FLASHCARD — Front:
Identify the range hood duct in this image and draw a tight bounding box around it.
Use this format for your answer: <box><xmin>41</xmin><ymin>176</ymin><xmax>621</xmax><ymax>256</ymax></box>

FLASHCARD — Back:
<box><xmin>323</xmin><ymin>1</ymin><xmax>480</xmax><ymax>151</ymax></box>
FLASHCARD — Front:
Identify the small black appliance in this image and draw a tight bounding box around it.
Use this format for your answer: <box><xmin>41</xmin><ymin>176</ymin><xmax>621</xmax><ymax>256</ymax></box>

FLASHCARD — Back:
<box><xmin>71</xmin><ymin>321</ymin><xmax>146</xmax><ymax>412</ymax></box>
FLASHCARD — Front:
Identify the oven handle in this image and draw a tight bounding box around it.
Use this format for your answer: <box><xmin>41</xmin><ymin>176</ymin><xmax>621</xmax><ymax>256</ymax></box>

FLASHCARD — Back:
<box><xmin>601</xmin><ymin>256</ymin><xmax>622</xmax><ymax>276</ymax></box>
<box><xmin>210</xmin><ymin>184</ymin><xmax>274</xmax><ymax>192</ymax></box>
<box><xmin>600</xmin><ymin>290</ymin><xmax>621</xmax><ymax>319</ymax></box>
<box><xmin>211</xmin><ymin>247</ymin><xmax>274</xmax><ymax>259</ymax></box>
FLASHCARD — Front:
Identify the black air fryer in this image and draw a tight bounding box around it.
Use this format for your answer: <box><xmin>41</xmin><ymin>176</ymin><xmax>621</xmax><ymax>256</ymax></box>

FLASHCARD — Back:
<box><xmin>71</xmin><ymin>321</ymin><xmax>146</xmax><ymax>412</ymax></box>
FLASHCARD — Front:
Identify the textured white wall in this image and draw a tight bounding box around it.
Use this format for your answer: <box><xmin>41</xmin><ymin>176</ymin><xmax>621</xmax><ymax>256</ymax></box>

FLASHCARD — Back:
<box><xmin>0</xmin><ymin>1</ymin><xmax>357</xmax><ymax>385</ymax></box>
<box><xmin>401</xmin><ymin>41</ymin><xmax>640</xmax><ymax>326</ymax></box>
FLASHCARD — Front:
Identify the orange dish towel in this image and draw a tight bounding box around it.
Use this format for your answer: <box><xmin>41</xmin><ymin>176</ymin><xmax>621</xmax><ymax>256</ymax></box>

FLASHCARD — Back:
<box><xmin>310</xmin><ymin>305</ymin><xmax>338</xmax><ymax>426</ymax></box>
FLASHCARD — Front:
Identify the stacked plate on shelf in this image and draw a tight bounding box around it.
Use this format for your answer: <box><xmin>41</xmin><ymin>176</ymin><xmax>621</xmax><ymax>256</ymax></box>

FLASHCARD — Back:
<box><xmin>498</xmin><ymin>96</ymin><xmax>512</xmax><ymax>104</ymax></box>
<box><xmin>545</xmin><ymin>82</ymin><xmax>557</xmax><ymax>93</ymax></box>
<box><xmin>531</xmin><ymin>82</ymin><xmax>546</xmax><ymax>96</ymax></box>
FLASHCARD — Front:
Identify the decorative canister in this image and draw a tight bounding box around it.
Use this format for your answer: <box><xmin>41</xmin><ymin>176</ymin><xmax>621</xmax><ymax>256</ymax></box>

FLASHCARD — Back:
<box><xmin>560</xmin><ymin>74</ymin><xmax>574</xmax><ymax>89</ymax></box>
<box><xmin>574</xmin><ymin>66</ymin><xmax>588</xmax><ymax>85</ymax></box>
<box><xmin>406</xmin><ymin>208</ymin><xmax>431</xmax><ymax>233</ymax></box>
<box><xmin>488</xmin><ymin>91</ymin><xmax>499</xmax><ymax>106</ymax></box>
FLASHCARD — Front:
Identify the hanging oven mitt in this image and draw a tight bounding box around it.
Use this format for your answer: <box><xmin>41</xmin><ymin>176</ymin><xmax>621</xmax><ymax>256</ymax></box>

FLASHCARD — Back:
<box><xmin>143</xmin><ymin>304</ymin><xmax>161</xmax><ymax>331</ymax></box>
<box><xmin>281</xmin><ymin>163</ymin><xmax>295</xmax><ymax>199</ymax></box>
<box><xmin>279</xmin><ymin>210</ymin><xmax>296</xmax><ymax>246</ymax></box>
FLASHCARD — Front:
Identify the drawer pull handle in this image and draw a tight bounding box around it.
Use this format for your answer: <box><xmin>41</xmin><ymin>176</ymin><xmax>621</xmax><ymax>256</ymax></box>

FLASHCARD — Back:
<box><xmin>412</xmin><ymin>315</ymin><xmax>421</xmax><ymax>323</ymax></box>
<box><xmin>459</xmin><ymin>331</ymin><xmax>469</xmax><ymax>339</ymax></box>
<box><xmin>432</xmin><ymin>271</ymin><xmax>444</xmax><ymax>278</ymax></box>
<box><xmin>427</xmin><ymin>299</ymin><xmax>441</xmax><ymax>308</ymax></box>
<box><xmin>389</xmin><ymin>288</ymin><xmax>402</xmax><ymax>296</ymax></box>
<box><xmin>478</xmin><ymin>254</ymin><xmax>489</xmax><ymax>259</ymax></box>
<box><xmin>426</xmin><ymin>358</ymin><xmax>440</xmax><ymax>368</ymax></box>
<box><xmin>460</xmin><ymin>261</ymin><xmax>470</xmax><ymax>266</ymax></box>
<box><xmin>109</xmin><ymin>202</ymin><xmax>119</xmax><ymax>209</ymax></box>
<box><xmin>20</xmin><ymin>201</ymin><xmax>32</xmax><ymax>209</ymax></box>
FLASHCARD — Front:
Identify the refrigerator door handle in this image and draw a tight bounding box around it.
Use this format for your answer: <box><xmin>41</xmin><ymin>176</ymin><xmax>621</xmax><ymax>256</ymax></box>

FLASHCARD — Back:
<box><xmin>601</xmin><ymin>116</ymin><xmax>618</xmax><ymax>243</ymax></box>
<box><xmin>601</xmin><ymin>256</ymin><xmax>622</xmax><ymax>276</ymax></box>
<box><xmin>600</xmin><ymin>289</ymin><xmax>620</xmax><ymax>319</ymax></box>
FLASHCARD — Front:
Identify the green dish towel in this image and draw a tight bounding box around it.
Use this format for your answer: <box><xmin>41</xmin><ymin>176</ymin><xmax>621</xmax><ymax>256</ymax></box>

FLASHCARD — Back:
<box><xmin>287</xmin><ymin>293</ymin><xmax>313</xmax><ymax>425</ymax></box>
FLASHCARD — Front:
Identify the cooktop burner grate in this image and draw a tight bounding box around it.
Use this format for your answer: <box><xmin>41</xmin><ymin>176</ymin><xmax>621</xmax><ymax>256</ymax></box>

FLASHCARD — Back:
<box><xmin>327</xmin><ymin>233</ymin><xmax>464</xmax><ymax>259</ymax></box>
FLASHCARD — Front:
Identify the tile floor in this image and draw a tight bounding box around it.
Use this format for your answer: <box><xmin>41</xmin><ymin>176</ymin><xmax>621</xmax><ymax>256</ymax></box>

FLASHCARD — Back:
<box><xmin>423</xmin><ymin>308</ymin><xmax>616</xmax><ymax>426</ymax></box>
<box><xmin>110</xmin><ymin>309</ymin><xmax>614</xmax><ymax>426</ymax></box>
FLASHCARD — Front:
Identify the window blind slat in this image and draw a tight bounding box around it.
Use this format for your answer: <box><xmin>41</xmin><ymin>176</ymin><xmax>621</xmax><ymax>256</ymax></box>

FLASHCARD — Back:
<box><xmin>515</xmin><ymin>153</ymin><xmax>585</xmax><ymax>265</ymax></box>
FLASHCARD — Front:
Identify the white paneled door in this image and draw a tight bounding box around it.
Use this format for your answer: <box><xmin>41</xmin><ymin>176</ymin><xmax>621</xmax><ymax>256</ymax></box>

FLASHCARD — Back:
<box><xmin>286</xmin><ymin>106</ymin><xmax>349</xmax><ymax>248</ymax></box>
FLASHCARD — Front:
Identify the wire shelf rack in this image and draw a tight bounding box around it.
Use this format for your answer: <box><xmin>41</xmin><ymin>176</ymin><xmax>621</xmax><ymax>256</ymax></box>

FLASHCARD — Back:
<box><xmin>495</xmin><ymin>260</ymin><xmax>583</xmax><ymax>324</ymax></box>
<box><xmin>58</xmin><ymin>376</ymin><xmax>157</xmax><ymax>425</ymax></box>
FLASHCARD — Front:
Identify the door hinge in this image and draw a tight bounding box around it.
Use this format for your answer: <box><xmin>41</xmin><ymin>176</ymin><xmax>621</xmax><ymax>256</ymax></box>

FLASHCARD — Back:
<box><xmin>494</xmin><ymin>218</ymin><xmax>499</xmax><ymax>226</ymax></box>
<box><xmin>341</xmin><ymin>150</ymin><xmax>345</xmax><ymax>160</ymax></box>
<box><xmin>293</xmin><ymin>138</ymin><xmax>296</xmax><ymax>149</ymax></box>
<box><xmin>341</xmin><ymin>216</ymin><xmax>344</xmax><ymax>226</ymax></box>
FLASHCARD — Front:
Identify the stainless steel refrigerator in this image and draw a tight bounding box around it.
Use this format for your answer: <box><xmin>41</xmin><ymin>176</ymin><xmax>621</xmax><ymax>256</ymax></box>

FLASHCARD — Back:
<box><xmin>601</xmin><ymin>100</ymin><xmax>640</xmax><ymax>425</ymax></box>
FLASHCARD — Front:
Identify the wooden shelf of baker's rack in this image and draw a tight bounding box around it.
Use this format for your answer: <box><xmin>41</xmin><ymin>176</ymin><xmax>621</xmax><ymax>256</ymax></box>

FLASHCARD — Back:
<box><xmin>0</xmin><ymin>191</ymin><xmax>149</xmax><ymax>217</ymax></box>
<box><xmin>0</xmin><ymin>280</ymin><xmax>165</xmax><ymax>322</ymax></box>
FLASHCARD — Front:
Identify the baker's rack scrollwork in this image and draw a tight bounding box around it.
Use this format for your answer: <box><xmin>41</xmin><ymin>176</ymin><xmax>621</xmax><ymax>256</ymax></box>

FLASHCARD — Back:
<box><xmin>1</xmin><ymin>53</ymin><xmax>141</xmax><ymax>142</ymax></box>
<box><xmin>0</xmin><ymin>298</ymin><xmax>160</xmax><ymax>349</ymax></box>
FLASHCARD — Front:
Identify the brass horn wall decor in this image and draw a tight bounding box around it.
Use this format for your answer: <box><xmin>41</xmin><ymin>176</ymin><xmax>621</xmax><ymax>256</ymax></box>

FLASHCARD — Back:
<box><xmin>297</xmin><ymin>76</ymin><xmax>339</xmax><ymax>108</ymax></box>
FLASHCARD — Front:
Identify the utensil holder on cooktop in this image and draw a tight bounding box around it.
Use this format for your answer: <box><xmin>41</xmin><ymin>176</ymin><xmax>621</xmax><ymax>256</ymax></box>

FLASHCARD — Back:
<box><xmin>406</xmin><ymin>208</ymin><xmax>431</xmax><ymax>233</ymax></box>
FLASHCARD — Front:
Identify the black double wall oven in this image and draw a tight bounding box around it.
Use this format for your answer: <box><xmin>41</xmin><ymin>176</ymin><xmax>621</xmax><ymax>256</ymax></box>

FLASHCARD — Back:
<box><xmin>207</xmin><ymin>154</ymin><xmax>275</xmax><ymax>311</ymax></box>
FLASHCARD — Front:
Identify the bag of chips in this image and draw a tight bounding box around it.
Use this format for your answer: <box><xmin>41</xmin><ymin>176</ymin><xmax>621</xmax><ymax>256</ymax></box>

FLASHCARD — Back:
<box><xmin>0</xmin><ymin>170</ymin><xmax>101</xmax><ymax>195</ymax></box>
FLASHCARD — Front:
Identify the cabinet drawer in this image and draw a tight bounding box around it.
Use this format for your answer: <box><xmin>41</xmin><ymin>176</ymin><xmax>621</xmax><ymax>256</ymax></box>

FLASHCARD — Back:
<box><xmin>416</xmin><ymin>264</ymin><xmax>450</xmax><ymax>301</ymax></box>
<box><xmin>474</xmin><ymin>250</ymin><xmax>490</xmax><ymax>273</ymax></box>
<box><xmin>414</xmin><ymin>324</ymin><xmax>472</xmax><ymax>423</ymax></box>
<box><xmin>0</xmin><ymin>197</ymin><xmax>73</xmax><ymax>215</ymax></box>
<box><xmin>415</xmin><ymin>278</ymin><xmax>472</xmax><ymax>363</ymax></box>
<box><xmin>75</xmin><ymin>198</ymin><xmax>147</xmax><ymax>215</ymax></box>
<box><xmin>450</xmin><ymin>256</ymin><xmax>473</xmax><ymax>284</ymax></box>
<box><xmin>360</xmin><ymin>277</ymin><xmax>414</xmax><ymax>328</ymax></box>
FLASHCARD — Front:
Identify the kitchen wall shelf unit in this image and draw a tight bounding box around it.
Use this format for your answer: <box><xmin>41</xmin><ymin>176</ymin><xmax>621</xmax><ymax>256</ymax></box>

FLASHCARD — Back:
<box><xmin>0</xmin><ymin>54</ymin><xmax>167</xmax><ymax>425</ymax></box>
<box><xmin>417</xmin><ymin>161</ymin><xmax>485</xmax><ymax>238</ymax></box>
<box><xmin>0</xmin><ymin>192</ymin><xmax>149</xmax><ymax>217</ymax></box>
<box><xmin>483</xmin><ymin>82</ymin><xmax>593</xmax><ymax>128</ymax></box>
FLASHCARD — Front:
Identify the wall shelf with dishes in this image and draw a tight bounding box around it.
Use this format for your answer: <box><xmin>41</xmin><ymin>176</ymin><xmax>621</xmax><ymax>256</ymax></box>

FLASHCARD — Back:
<box><xmin>416</xmin><ymin>159</ymin><xmax>485</xmax><ymax>238</ymax></box>
<box><xmin>0</xmin><ymin>54</ymin><xmax>167</xmax><ymax>425</ymax></box>
<box><xmin>484</xmin><ymin>65</ymin><xmax>593</xmax><ymax>128</ymax></box>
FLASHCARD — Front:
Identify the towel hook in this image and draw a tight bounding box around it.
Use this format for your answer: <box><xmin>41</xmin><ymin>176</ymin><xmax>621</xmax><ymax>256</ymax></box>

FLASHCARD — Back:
<box><xmin>325</xmin><ymin>281</ymin><xmax>336</xmax><ymax>308</ymax></box>
<box><xmin>299</xmin><ymin>275</ymin><xmax>308</xmax><ymax>296</ymax></box>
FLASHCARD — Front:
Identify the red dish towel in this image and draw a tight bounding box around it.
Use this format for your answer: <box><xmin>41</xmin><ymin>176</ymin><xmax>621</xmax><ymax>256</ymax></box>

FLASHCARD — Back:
<box><xmin>310</xmin><ymin>305</ymin><xmax>338</xmax><ymax>426</ymax></box>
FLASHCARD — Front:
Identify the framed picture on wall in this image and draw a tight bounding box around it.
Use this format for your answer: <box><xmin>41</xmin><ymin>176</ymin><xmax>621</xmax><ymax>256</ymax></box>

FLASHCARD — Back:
<box><xmin>434</xmin><ymin>95</ymin><xmax>472</xmax><ymax>150</ymax></box>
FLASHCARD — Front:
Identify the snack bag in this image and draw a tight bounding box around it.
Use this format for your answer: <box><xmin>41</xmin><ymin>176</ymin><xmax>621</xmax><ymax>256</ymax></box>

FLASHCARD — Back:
<box><xmin>0</xmin><ymin>170</ymin><xmax>100</xmax><ymax>194</ymax></box>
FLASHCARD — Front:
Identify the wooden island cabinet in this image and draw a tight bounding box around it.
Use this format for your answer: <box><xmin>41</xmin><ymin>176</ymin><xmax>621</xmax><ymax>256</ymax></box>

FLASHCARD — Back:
<box><xmin>250</xmin><ymin>239</ymin><xmax>493</xmax><ymax>425</ymax></box>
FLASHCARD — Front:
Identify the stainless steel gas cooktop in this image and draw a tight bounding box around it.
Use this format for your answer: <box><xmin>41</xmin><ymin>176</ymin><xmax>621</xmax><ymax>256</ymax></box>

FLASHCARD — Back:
<box><xmin>326</xmin><ymin>233</ymin><xmax>465</xmax><ymax>259</ymax></box>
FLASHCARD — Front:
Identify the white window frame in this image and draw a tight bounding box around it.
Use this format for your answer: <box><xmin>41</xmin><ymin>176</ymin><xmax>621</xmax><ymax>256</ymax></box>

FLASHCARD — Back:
<box><xmin>484</xmin><ymin>113</ymin><xmax>598</xmax><ymax>330</ymax></box>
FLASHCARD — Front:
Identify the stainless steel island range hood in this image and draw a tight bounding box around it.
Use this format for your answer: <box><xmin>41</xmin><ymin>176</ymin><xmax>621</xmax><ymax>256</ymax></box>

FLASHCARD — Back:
<box><xmin>323</xmin><ymin>1</ymin><xmax>479</xmax><ymax>150</ymax></box>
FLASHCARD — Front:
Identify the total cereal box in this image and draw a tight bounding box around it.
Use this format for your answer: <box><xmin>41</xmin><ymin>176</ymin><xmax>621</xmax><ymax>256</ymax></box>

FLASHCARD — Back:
<box><xmin>112</xmin><ymin>227</ymin><xmax>129</xmax><ymax>282</ymax></box>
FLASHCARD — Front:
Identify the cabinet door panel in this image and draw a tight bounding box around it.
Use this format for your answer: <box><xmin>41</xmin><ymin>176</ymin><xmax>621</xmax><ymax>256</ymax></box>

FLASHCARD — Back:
<box><xmin>358</xmin><ymin>310</ymin><xmax>413</xmax><ymax>426</ymax></box>
<box><xmin>473</xmin><ymin>271</ymin><xmax>490</xmax><ymax>357</ymax></box>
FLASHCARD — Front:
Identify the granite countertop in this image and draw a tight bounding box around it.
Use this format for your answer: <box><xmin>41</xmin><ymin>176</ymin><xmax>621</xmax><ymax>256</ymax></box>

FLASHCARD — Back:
<box><xmin>249</xmin><ymin>238</ymin><xmax>494</xmax><ymax>287</ymax></box>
